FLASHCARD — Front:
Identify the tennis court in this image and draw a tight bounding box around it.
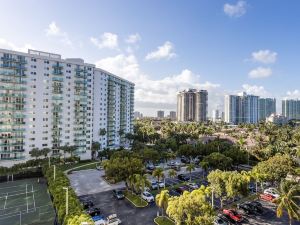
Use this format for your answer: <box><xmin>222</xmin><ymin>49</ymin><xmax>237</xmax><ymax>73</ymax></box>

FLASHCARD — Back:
<box><xmin>0</xmin><ymin>178</ymin><xmax>55</xmax><ymax>225</ymax></box>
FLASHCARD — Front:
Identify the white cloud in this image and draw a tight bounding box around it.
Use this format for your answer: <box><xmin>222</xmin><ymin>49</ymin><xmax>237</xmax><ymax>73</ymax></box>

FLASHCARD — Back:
<box><xmin>224</xmin><ymin>1</ymin><xmax>247</xmax><ymax>17</ymax></box>
<box><xmin>145</xmin><ymin>41</ymin><xmax>176</xmax><ymax>61</ymax></box>
<box><xmin>285</xmin><ymin>90</ymin><xmax>300</xmax><ymax>99</ymax></box>
<box><xmin>248</xmin><ymin>67</ymin><xmax>272</xmax><ymax>79</ymax></box>
<box><xmin>95</xmin><ymin>53</ymin><xmax>221</xmax><ymax>115</ymax></box>
<box><xmin>90</xmin><ymin>32</ymin><xmax>118</xmax><ymax>50</ymax></box>
<box><xmin>252</xmin><ymin>50</ymin><xmax>277</xmax><ymax>64</ymax></box>
<box><xmin>126</xmin><ymin>33</ymin><xmax>141</xmax><ymax>44</ymax></box>
<box><xmin>242</xmin><ymin>84</ymin><xmax>269</xmax><ymax>97</ymax></box>
<box><xmin>0</xmin><ymin>38</ymin><xmax>33</xmax><ymax>52</ymax></box>
<box><xmin>45</xmin><ymin>21</ymin><xmax>72</xmax><ymax>46</ymax></box>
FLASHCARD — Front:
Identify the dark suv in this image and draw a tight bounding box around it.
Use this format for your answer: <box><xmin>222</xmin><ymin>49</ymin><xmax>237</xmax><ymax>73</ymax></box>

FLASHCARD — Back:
<box><xmin>113</xmin><ymin>189</ymin><xmax>125</xmax><ymax>200</ymax></box>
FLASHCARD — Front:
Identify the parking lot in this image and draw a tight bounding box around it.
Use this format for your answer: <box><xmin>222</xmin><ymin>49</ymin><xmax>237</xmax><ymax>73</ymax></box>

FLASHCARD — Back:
<box><xmin>68</xmin><ymin>169</ymin><xmax>125</xmax><ymax>196</ymax></box>
<box><xmin>81</xmin><ymin>190</ymin><xmax>158</xmax><ymax>225</ymax></box>
<box><xmin>69</xmin><ymin>168</ymin><xmax>299</xmax><ymax>225</ymax></box>
<box><xmin>241</xmin><ymin>200</ymin><xmax>300</xmax><ymax>225</ymax></box>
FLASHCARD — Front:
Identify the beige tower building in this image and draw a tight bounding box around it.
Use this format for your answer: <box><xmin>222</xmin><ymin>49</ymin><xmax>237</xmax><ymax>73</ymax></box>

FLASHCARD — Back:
<box><xmin>177</xmin><ymin>89</ymin><xmax>208</xmax><ymax>122</ymax></box>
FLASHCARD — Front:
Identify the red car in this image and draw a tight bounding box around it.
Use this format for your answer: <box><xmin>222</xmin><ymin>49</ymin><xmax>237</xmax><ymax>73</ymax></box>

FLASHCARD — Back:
<box><xmin>223</xmin><ymin>209</ymin><xmax>243</xmax><ymax>222</ymax></box>
<box><xmin>260</xmin><ymin>193</ymin><xmax>275</xmax><ymax>202</ymax></box>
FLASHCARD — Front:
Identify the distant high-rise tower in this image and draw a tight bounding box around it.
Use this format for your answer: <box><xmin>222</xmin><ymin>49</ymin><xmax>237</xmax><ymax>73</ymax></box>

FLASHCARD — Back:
<box><xmin>177</xmin><ymin>89</ymin><xmax>208</xmax><ymax>122</ymax></box>
<box><xmin>258</xmin><ymin>98</ymin><xmax>276</xmax><ymax>121</ymax></box>
<box><xmin>157</xmin><ymin>110</ymin><xmax>165</xmax><ymax>118</ymax></box>
<box><xmin>212</xmin><ymin>109</ymin><xmax>220</xmax><ymax>122</ymax></box>
<box><xmin>224</xmin><ymin>92</ymin><xmax>259</xmax><ymax>125</ymax></box>
<box><xmin>282</xmin><ymin>99</ymin><xmax>300</xmax><ymax>120</ymax></box>
<box><xmin>169</xmin><ymin>111</ymin><xmax>176</xmax><ymax>120</ymax></box>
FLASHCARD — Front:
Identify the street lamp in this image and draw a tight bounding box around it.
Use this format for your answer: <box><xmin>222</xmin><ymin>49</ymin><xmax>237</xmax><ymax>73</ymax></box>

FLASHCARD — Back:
<box><xmin>53</xmin><ymin>165</ymin><xmax>56</xmax><ymax>181</ymax></box>
<box><xmin>63</xmin><ymin>187</ymin><xmax>69</xmax><ymax>215</ymax></box>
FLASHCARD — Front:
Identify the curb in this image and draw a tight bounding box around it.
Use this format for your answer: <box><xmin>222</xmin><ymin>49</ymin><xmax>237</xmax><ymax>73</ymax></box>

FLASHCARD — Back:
<box><xmin>154</xmin><ymin>216</ymin><xmax>175</xmax><ymax>225</ymax></box>
<box><xmin>125</xmin><ymin>194</ymin><xmax>148</xmax><ymax>208</ymax></box>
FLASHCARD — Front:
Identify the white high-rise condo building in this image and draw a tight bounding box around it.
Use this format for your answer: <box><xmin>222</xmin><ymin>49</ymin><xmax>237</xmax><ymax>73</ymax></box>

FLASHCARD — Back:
<box><xmin>0</xmin><ymin>48</ymin><xmax>134</xmax><ymax>163</ymax></box>
<box><xmin>258</xmin><ymin>98</ymin><xmax>276</xmax><ymax>121</ymax></box>
<box><xmin>282</xmin><ymin>99</ymin><xmax>300</xmax><ymax>120</ymax></box>
<box><xmin>224</xmin><ymin>92</ymin><xmax>259</xmax><ymax>125</ymax></box>
<box><xmin>177</xmin><ymin>89</ymin><xmax>208</xmax><ymax>122</ymax></box>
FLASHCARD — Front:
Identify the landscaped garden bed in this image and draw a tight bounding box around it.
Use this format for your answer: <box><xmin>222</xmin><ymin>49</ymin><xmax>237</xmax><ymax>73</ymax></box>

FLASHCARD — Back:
<box><xmin>125</xmin><ymin>191</ymin><xmax>148</xmax><ymax>207</ymax></box>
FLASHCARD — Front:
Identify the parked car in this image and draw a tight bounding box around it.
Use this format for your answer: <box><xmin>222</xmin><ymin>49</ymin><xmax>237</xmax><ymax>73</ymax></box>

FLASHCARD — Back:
<box><xmin>260</xmin><ymin>193</ymin><xmax>275</xmax><ymax>202</ymax></box>
<box><xmin>176</xmin><ymin>185</ymin><xmax>189</xmax><ymax>194</ymax></box>
<box><xmin>214</xmin><ymin>215</ymin><xmax>230</xmax><ymax>225</ymax></box>
<box><xmin>264</xmin><ymin>188</ymin><xmax>280</xmax><ymax>198</ymax></box>
<box><xmin>222</xmin><ymin>209</ymin><xmax>243</xmax><ymax>223</ymax></box>
<box><xmin>187</xmin><ymin>182</ymin><xmax>199</xmax><ymax>190</ymax></box>
<box><xmin>237</xmin><ymin>202</ymin><xmax>257</xmax><ymax>215</ymax></box>
<box><xmin>81</xmin><ymin>200</ymin><xmax>94</xmax><ymax>209</ymax></box>
<box><xmin>113</xmin><ymin>189</ymin><xmax>125</xmax><ymax>200</ymax></box>
<box><xmin>259</xmin><ymin>194</ymin><xmax>275</xmax><ymax>202</ymax></box>
<box><xmin>169</xmin><ymin>189</ymin><xmax>180</xmax><ymax>196</ymax></box>
<box><xmin>180</xmin><ymin>157</ymin><xmax>190</xmax><ymax>164</ymax></box>
<box><xmin>94</xmin><ymin>214</ymin><xmax>122</xmax><ymax>225</ymax></box>
<box><xmin>157</xmin><ymin>181</ymin><xmax>165</xmax><ymax>188</ymax></box>
<box><xmin>177</xmin><ymin>174</ymin><xmax>189</xmax><ymax>181</ymax></box>
<box><xmin>141</xmin><ymin>191</ymin><xmax>154</xmax><ymax>202</ymax></box>
<box><xmin>167</xmin><ymin>161</ymin><xmax>176</xmax><ymax>166</ymax></box>
<box><xmin>146</xmin><ymin>164</ymin><xmax>155</xmax><ymax>170</ymax></box>
<box><xmin>151</xmin><ymin>181</ymin><xmax>158</xmax><ymax>190</ymax></box>
<box><xmin>248</xmin><ymin>201</ymin><xmax>263</xmax><ymax>214</ymax></box>
<box><xmin>86</xmin><ymin>207</ymin><xmax>101</xmax><ymax>217</ymax></box>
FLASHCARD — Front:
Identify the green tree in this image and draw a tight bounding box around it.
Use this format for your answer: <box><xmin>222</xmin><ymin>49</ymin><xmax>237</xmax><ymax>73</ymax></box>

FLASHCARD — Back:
<box><xmin>275</xmin><ymin>181</ymin><xmax>300</xmax><ymax>225</ymax></box>
<box><xmin>156</xmin><ymin>190</ymin><xmax>169</xmax><ymax>216</ymax></box>
<box><xmin>186</xmin><ymin>164</ymin><xmax>196</xmax><ymax>182</ymax></box>
<box><xmin>167</xmin><ymin>186</ymin><xmax>214</xmax><ymax>225</ymax></box>
<box><xmin>202</xmin><ymin>152</ymin><xmax>232</xmax><ymax>170</ymax></box>
<box><xmin>91</xmin><ymin>142</ymin><xmax>100</xmax><ymax>160</ymax></box>
<box><xmin>152</xmin><ymin>168</ymin><xmax>165</xmax><ymax>189</ymax></box>
<box><xmin>200</xmin><ymin>161</ymin><xmax>209</xmax><ymax>180</ymax></box>
<box><xmin>29</xmin><ymin>148</ymin><xmax>41</xmax><ymax>159</ymax></box>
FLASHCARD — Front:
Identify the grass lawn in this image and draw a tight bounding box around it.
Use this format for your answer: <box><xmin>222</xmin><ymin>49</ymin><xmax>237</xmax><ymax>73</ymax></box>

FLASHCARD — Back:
<box><xmin>125</xmin><ymin>191</ymin><xmax>148</xmax><ymax>207</ymax></box>
<box><xmin>154</xmin><ymin>216</ymin><xmax>175</xmax><ymax>225</ymax></box>
<box><xmin>71</xmin><ymin>163</ymin><xmax>100</xmax><ymax>172</ymax></box>
<box><xmin>59</xmin><ymin>161</ymin><xmax>99</xmax><ymax>171</ymax></box>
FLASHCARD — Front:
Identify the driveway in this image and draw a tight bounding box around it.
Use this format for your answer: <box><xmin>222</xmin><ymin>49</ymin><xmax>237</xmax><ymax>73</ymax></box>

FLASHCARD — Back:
<box><xmin>68</xmin><ymin>169</ymin><xmax>125</xmax><ymax>196</ymax></box>
<box><xmin>81</xmin><ymin>190</ymin><xmax>158</xmax><ymax>225</ymax></box>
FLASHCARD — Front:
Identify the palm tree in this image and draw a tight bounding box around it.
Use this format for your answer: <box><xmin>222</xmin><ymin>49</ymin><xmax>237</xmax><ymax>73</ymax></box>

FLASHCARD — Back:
<box><xmin>134</xmin><ymin>174</ymin><xmax>150</xmax><ymax>203</ymax></box>
<box><xmin>275</xmin><ymin>181</ymin><xmax>300</xmax><ymax>225</ymax></box>
<box><xmin>91</xmin><ymin>142</ymin><xmax>100</xmax><ymax>160</ymax></box>
<box><xmin>168</xmin><ymin>169</ymin><xmax>177</xmax><ymax>187</ymax></box>
<box><xmin>186</xmin><ymin>164</ymin><xmax>195</xmax><ymax>182</ymax></box>
<box><xmin>152</xmin><ymin>168</ymin><xmax>164</xmax><ymax>190</ymax></box>
<box><xmin>155</xmin><ymin>190</ymin><xmax>169</xmax><ymax>216</ymax></box>
<box><xmin>127</xmin><ymin>174</ymin><xmax>136</xmax><ymax>193</ymax></box>
<box><xmin>200</xmin><ymin>161</ymin><xmax>209</xmax><ymax>180</ymax></box>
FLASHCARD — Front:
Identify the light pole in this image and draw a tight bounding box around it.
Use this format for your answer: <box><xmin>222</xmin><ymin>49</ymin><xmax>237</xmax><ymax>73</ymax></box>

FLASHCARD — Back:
<box><xmin>53</xmin><ymin>165</ymin><xmax>56</xmax><ymax>181</ymax></box>
<box><xmin>63</xmin><ymin>187</ymin><xmax>68</xmax><ymax>216</ymax></box>
<box><xmin>48</xmin><ymin>156</ymin><xmax>51</xmax><ymax>167</ymax></box>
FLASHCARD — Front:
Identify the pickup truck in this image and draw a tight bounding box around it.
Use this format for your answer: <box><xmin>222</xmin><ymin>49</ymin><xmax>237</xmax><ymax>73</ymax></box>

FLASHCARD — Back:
<box><xmin>93</xmin><ymin>214</ymin><xmax>122</xmax><ymax>225</ymax></box>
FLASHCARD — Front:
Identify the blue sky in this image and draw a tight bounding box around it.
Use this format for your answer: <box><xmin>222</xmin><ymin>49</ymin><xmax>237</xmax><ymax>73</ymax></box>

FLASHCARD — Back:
<box><xmin>1</xmin><ymin>0</ymin><xmax>300</xmax><ymax>116</ymax></box>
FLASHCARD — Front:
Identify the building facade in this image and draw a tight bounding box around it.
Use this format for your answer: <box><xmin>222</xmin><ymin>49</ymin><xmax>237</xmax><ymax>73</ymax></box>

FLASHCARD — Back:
<box><xmin>266</xmin><ymin>113</ymin><xmax>288</xmax><ymax>125</ymax></box>
<box><xmin>212</xmin><ymin>109</ymin><xmax>220</xmax><ymax>122</ymax></box>
<box><xmin>282</xmin><ymin>99</ymin><xmax>300</xmax><ymax>120</ymax></box>
<box><xmin>177</xmin><ymin>89</ymin><xmax>208</xmax><ymax>122</ymax></box>
<box><xmin>0</xmin><ymin>48</ymin><xmax>134</xmax><ymax>163</ymax></box>
<box><xmin>157</xmin><ymin>110</ymin><xmax>164</xmax><ymax>118</ymax></box>
<box><xmin>258</xmin><ymin>98</ymin><xmax>276</xmax><ymax>121</ymax></box>
<box><xmin>224</xmin><ymin>92</ymin><xmax>259</xmax><ymax>125</ymax></box>
<box><xmin>169</xmin><ymin>111</ymin><xmax>176</xmax><ymax>120</ymax></box>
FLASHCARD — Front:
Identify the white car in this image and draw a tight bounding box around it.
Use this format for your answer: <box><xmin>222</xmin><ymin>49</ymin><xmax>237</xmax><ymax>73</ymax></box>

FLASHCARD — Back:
<box><xmin>187</xmin><ymin>182</ymin><xmax>199</xmax><ymax>190</ymax></box>
<box><xmin>151</xmin><ymin>181</ymin><xmax>158</xmax><ymax>190</ymax></box>
<box><xmin>94</xmin><ymin>214</ymin><xmax>122</xmax><ymax>225</ymax></box>
<box><xmin>264</xmin><ymin>188</ymin><xmax>280</xmax><ymax>198</ymax></box>
<box><xmin>141</xmin><ymin>191</ymin><xmax>154</xmax><ymax>202</ymax></box>
<box><xmin>157</xmin><ymin>181</ymin><xmax>165</xmax><ymax>188</ymax></box>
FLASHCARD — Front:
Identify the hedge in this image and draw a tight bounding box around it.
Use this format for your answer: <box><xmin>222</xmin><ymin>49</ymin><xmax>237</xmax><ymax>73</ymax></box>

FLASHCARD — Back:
<box><xmin>42</xmin><ymin>165</ymin><xmax>93</xmax><ymax>225</ymax></box>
